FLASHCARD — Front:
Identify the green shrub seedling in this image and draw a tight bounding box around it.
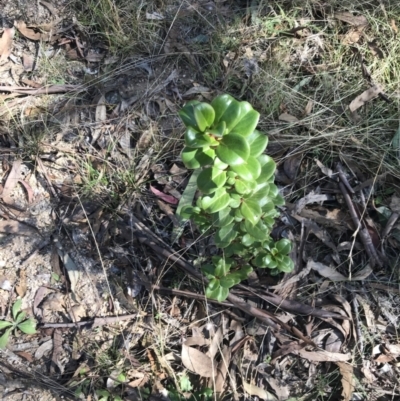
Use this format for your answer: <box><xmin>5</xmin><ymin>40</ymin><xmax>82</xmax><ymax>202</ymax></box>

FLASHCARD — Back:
<box><xmin>178</xmin><ymin>94</ymin><xmax>294</xmax><ymax>302</ymax></box>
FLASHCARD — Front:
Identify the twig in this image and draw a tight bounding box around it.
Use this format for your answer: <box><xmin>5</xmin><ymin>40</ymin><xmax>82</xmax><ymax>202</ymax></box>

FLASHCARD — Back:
<box><xmin>256</xmin><ymin>291</ymin><xmax>350</xmax><ymax>320</ymax></box>
<box><xmin>40</xmin><ymin>313</ymin><xmax>139</xmax><ymax>329</ymax></box>
<box><xmin>381</xmin><ymin>212</ymin><xmax>399</xmax><ymax>238</ymax></box>
<box><xmin>0</xmin><ymin>84</ymin><xmax>81</xmax><ymax>95</ymax></box>
<box><xmin>336</xmin><ymin>162</ymin><xmax>355</xmax><ymax>194</ymax></box>
<box><xmin>351</xmin><ymin>294</ymin><xmax>364</xmax><ymax>354</ymax></box>
<box><xmin>338</xmin><ymin>181</ymin><xmax>382</xmax><ymax>267</ymax></box>
<box><xmin>352</xmin><ymin>172</ymin><xmax>388</xmax><ymax>193</ymax></box>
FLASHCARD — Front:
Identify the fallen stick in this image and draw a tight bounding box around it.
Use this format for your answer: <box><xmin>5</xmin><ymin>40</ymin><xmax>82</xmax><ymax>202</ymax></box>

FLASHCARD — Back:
<box><xmin>40</xmin><ymin>313</ymin><xmax>139</xmax><ymax>329</ymax></box>
<box><xmin>0</xmin><ymin>84</ymin><xmax>82</xmax><ymax>95</ymax></box>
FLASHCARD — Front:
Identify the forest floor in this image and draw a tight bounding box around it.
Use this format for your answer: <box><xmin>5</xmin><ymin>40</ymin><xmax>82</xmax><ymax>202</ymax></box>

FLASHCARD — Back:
<box><xmin>0</xmin><ymin>0</ymin><xmax>400</xmax><ymax>400</ymax></box>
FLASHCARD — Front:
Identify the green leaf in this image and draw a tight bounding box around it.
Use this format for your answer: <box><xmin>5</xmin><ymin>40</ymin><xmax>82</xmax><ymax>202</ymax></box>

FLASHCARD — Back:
<box><xmin>0</xmin><ymin>328</ymin><xmax>11</xmax><ymax>349</ymax></box>
<box><xmin>234</xmin><ymin>178</ymin><xmax>255</xmax><ymax>195</ymax></box>
<box><xmin>0</xmin><ymin>320</ymin><xmax>13</xmax><ymax>330</ymax></box>
<box><xmin>268</xmin><ymin>184</ymin><xmax>279</xmax><ymax>198</ymax></box>
<box><xmin>208</xmin><ymin>120</ymin><xmax>226</xmax><ymax>137</ymax></box>
<box><xmin>238</xmin><ymin>265</ymin><xmax>253</xmax><ymax>279</ymax></box>
<box><xmin>256</xmin><ymin>155</ymin><xmax>276</xmax><ymax>183</ymax></box>
<box><xmin>212</xmin><ymin>208</ymin><xmax>234</xmax><ymax>227</ymax></box>
<box><xmin>213</xmin><ymin>256</ymin><xmax>232</xmax><ymax>277</ymax></box>
<box><xmin>276</xmin><ymin>239</ymin><xmax>292</xmax><ymax>255</ymax></box>
<box><xmin>180</xmin><ymin>374</ymin><xmax>193</xmax><ymax>392</ymax></box>
<box><xmin>240</xmin><ymin>199</ymin><xmax>262</xmax><ymax>226</ymax></box>
<box><xmin>250</xmin><ymin>183</ymin><xmax>270</xmax><ymax>206</ymax></box>
<box><xmin>197</xmin><ymin>167</ymin><xmax>227</xmax><ymax>194</ymax></box>
<box><xmin>179</xmin><ymin>205</ymin><xmax>196</xmax><ymax>220</ymax></box>
<box><xmin>15</xmin><ymin>311</ymin><xmax>27</xmax><ymax>324</ymax></box>
<box><xmin>213</xmin><ymin>157</ymin><xmax>229</xmax><ymax>170</ymax></box>
<box><xmin>273</xmin><ymin>193</ymin><xmax>285</xmax><ymax>206</ymax></box>
<box><xmin>211</xmin><ymin>94</ymin><xmax>242</xmax><ymax>132</ymax></box>
<box><xmin>278</xmin><ymin>256</ymin><xmax>294</xmax><ymax>273</ymax></box>
<box><xmin>201</xmin><ymin>188</ymin><xmax>231</xmax><ymax>213</ymax></box>
<box><xmin>181</xmin><ymin>146</ymin><xmax>215</xmax><ymax>169</ymax></box>
<box><xmin>222</xmin><ymin>273</ymin><xmax>241</xmax><ymax>286</ymax></box>
<box><xmin>201</xmin><ymin>264</ymin><xmax>216</xmax><ymax>278</ymax></box>
<box><xmin>17</xmin><ymin>319</ymin><xmax>36</xmax><ymax>335</ymax></box>
<box><xmin>247</xmin><ymin>130</ymin><xmax>268</xmax><ymax>157</ymax></box>
<box><xmin>206</xmin><ymin>282</ymin><xmax>229</xmax><ymax>302</ymax></box>
<box><xmin>234</xmin><ymin>207</ymin><xmax>244</xmax><ymax>222</ymax></box>
<box><xmin>12</xmin><ymin>299</ymin><xmax>22</xmax><ymax>321</ymax></box>
<box><xmin>219</xmin><ymin>276</ymin><xmax>236</xmax><ymax>288</ymax></box>
<box><xmin>216</xmin><ymin>133</ymin><xmax>250</xmax><ymax>166</ymax></box>
<box><xmin>194</xmin><ymin>102</ymin><xmax>215</xmax><ymax>131</ymax></box>
<box><xmin>224</xmin><ymin>243</ymin><xmax>247</xmax><ymax>257</ymax></box>
<box><xmin>230</xmin><ymin>156</ymin><xmax>261</xmax><ymax>181</ymax></box>
<box><xmin>228</xmin><ymin>193</ymin><xmax>241</xmax><ymax>209</ymax></box>
<box><xmin>215</xmin><ymin>223</ymin><xmax>238</xmax><ymax>248</ymax></box>
<box><xmin>245</xmin><ymin>219</ymin><xmax>269</xmax><ymax>241</ymax></box>
<box><xmin>185</xmin><ymin>127</ymin><xmax>218</xmax><ymax>148</ymax></box>
<box><xmin>179</xmin><ymin>101</ymin><xmax>215</xmax><ymax>132</ymax></box>
<box><xmin>242</xmin><ymin>234</ymin><xmax>255</xmax><ymax>247</ymax></box>
<box><xmin>230</xmin><ymin>101</ymin><xmax>260</xmax><ymax>137</ymax></box>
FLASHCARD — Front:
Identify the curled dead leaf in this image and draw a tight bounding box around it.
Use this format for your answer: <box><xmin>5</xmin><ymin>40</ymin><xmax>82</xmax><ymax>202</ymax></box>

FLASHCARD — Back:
<box><xmin>349</xmin><ymin>85</ymin><xmax>383</xmax><ymax>121</ymax></box>
<box><xmin>243</xmin><ymin>381</ymin><xmax>277</xmax><ymax>400</ymax></box>
<box><xmin>334</xmin><ymin>12</ymin><xmax>369</xmax><ymax>28</ymax></box>
<box><xmin>296</xmin><ymin>348</ymin><xmax>351</xmax><ymax>362</ymax></box>
<box><xmin>307</xmin><ymin>260</ymin><xmax>372</xmax><ymax>282</ymax></box>
<box><xmin>337</xmin><ymin>362</ymin><xmax>355</xmax><ymax>401</ymax></box>
<box><xmin>181</xmin><ymin>337</ymin><xmax>216</xmax><ymax>377</ymax></box>
<box><xmin>0</xmin><ymin>27</ymin><xmax>15</xmax><ymax>64</ymax></box>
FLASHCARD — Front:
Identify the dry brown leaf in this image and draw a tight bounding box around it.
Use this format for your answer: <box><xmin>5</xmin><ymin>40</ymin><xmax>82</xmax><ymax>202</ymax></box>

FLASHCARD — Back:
<box><xmin>243</xmin><ymin>381</ymin><xmax>277</xmax><ymax>400</ymax></box>
<box><xmin>92</xmin><ymin>94</ymin><xmax>106</xmax><ymax>144</ymax></box>
<box><xmin>386</xmin><ymin>344</ymin><xmax>400</xmax><ymax>357</ymax></box>
<box><xmin>22</xmin><ymin>53</ymin><xmax>35</xmax><ymax>71</ymax></box>
<box><xmin>391</xmin><ymin>19</ymin><xmax>398</xmax><ymax>33</ymax></box>
<box><xmin>283</xmin><ymin>153</ymin><xmax>302</xmax><ymax>181</ymax></box>
<box><xmin>18</xmin><ymin>180</ymin><xmax>34</xmax><ymax>204</ymax></box>
<box><xmin>342</xmin><ymin>30</ymin><xmax>361</xmax><ymax>45</ymax></box>
<box><xmin>183</xmin><ymin>85</ymin><xmax>211</xmax><ymax>97</ymax></box>
<box><xmin>266</xmin><ymin>377</ymin><xmax>290</xmax><ymax>401</ymax></box>
<box><xmin>294</xmin><ymin>191</ymin><xmax>332</xmax><ymax>214</ymax></box>
<box><xmin>0</xmin><ymin>27</ymin><xmax>15</xmax><ymax>64</ymax></box>
<box><xmin>296</xmin><ymin>348</ymin><xmax>351</xmax><ymax>362</ymax></box>
<box><xmin>308</xmin><ymin>260</ymin><xmax>372</xmax><ymax>281</ymax></box>
<box><xmin>51</xmin><ymin>329</ymin><xmax>64</xmax><ymax>374</ymax></box>
<box><xmin>16</xmin><ymin>270</ymin><xmax>27</xmax><ymax>297</ymax></box>
<box><xmin>35</xmin><ymin>339</ymin><xmax>53</xmax><ymax>359</ymax></box>
<box><xmin>279</xmin><ymin>113</ymin><xmax>299</xmax><ymax>123</ymax></box>
<box><xmin>304</xmin><ymin>100</ymin><xmax>314</xmax><ymax>116</ymax></box>
<box><xmin>214</xmin><ymin>345</ymin><xmax>230</xmax><ymax>395</ymax></box>
<box><xmin>137</xmin><ymin>127</ymin><xmax>153</xmax><ymax>151</ymax></box>
<box><xmin>181</xmin><ymin>337</ymin><xmax>216</xmax><ymax>377</ymax></box>
<box><xmin>337</xmin><ymin>362</ymin><xmax>355</xmax><ymax>401</ymax></box>
<box><xmin>334</xmin><ymin>12</ymin><xmax>369</xmax><ymax>28</ymax></box>
<box><xmin>1</xmin><ymin>159</ymin><xmax>23</xmax><ymax>204</ymax></box>
<box><xmin>14</xmin><ymin>21</ymin><xmax>59</xmax><ymax>42</ymax></box>
<box><xmin>0</xmin><ymin>220</ymin><xmax>38</xmax><ymax>236</ymax></box>
<box><xmin>349</xmin><ymin>85</ymin><xmax>383</xmax><ymax>121</ymax></box>
<box><xmin>315</xmin><ymin>158</ymin><xmax>334</xmax><ymax>177</ymax></box>
<box><xmin>208</xmin><ymin>327</ymin><xmax>223</xmax><ymax>359</ymax></box>
<box><xmin>368</xmin><ymin>40</ymin><xmax>384</xmax><ymax>59</ymax></box>
<box><xmin>270</xmin><ymin>263</ymin><xmax>312</xmax><ymax>291</ymax></box>
<box><xmin>356</xmin><ymin>295</ymin><xmax>375</xmax><ymax>331</ymax></box>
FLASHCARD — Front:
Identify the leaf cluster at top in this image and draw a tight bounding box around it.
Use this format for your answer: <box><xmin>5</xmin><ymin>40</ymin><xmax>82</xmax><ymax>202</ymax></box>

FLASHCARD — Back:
<box><xmin>179</xmin><ymin>94</ymin><xmax>294</xmax><ymax>301</ymax></box>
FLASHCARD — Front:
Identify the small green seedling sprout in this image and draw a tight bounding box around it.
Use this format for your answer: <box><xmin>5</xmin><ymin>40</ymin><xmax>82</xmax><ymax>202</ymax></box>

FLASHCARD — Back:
<box><xmin>0</xmin><ymin>299</ymin><xmax>37</xmax><ymax>349</ymax></box>
<box><xmin>178</xmin><ymin>94</ymin><xmax>294</xmax><ymax>301</ymax></box>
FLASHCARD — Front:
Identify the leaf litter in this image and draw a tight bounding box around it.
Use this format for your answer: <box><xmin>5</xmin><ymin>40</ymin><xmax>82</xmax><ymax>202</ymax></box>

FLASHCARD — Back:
<box><xmin>0</xmin><ymin>1</ymin><xmax>399</xmax><ymax>400</ymax></box>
